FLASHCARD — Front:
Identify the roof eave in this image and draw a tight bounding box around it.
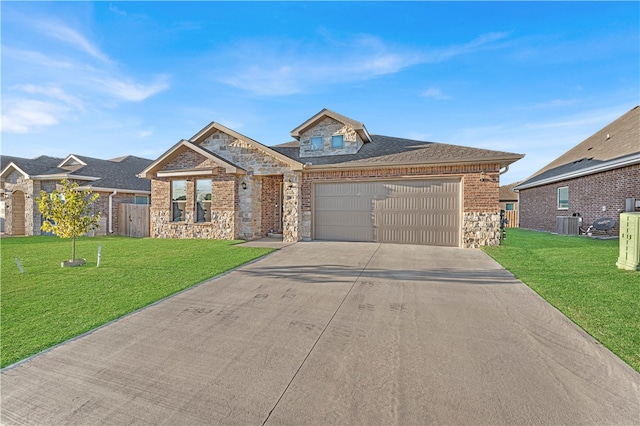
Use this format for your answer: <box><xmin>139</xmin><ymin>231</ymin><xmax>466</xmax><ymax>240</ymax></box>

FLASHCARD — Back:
<box><xmin>303</xmin><ymin>155</ymin><xmax>524</xmax><ymax>172</ymax></box>
<box><xmin>514</xmin><ymin>153</ymin><xmax>640</xmax><ymax>190</ymax></box>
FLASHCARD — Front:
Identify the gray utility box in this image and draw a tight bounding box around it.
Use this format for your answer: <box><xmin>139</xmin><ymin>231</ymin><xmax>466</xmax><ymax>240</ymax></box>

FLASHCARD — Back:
<box><xmin>616</xmin><ymin>212</ymin><xmax>640</xmax><ymax>271</ymax></box>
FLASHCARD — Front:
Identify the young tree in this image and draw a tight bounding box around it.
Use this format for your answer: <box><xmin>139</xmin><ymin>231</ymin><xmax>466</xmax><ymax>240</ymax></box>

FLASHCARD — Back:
<box><xmin>36</xmin><ymin>179</ymin><xmax>101</xmax><ymax>263</ymax></box>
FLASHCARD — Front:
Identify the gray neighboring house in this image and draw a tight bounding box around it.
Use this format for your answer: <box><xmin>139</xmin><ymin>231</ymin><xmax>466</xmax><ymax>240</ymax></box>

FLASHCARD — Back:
<box><xmin>0</xmin><ymin>154</ymin><xmax>152</xmax><ymax>236</ymax></box>
<box><xmin>515</xmin><ymin>105</ymin><xmax>640</xmax><ymax>235</ymax></box>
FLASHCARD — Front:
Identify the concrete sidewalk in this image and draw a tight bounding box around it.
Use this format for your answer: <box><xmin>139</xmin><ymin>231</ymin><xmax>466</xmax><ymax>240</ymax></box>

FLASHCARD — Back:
<box><xmin>2</xmin><ymin>242</ymin><xmax>639</xmax><ymax>425</ymax></box>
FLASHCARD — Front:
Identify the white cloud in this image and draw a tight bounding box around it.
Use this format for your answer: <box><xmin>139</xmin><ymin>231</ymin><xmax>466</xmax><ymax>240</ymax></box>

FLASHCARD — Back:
<box><xmin>96</xmin><ymin>76</ymin><xmax>170</xmax><ymax>102</ymax></box>
<box><xmin>421</xmin><ymin>87</ymin><xmax>451</xmax><ymax>100</ymax></box>
<box><xmin>15</xmin><ymin>84</ymin><xmax>84</xmax><ymax>109</ymax></box>
<box><xmin>213</xmin><ymin>31</ymin><xmax>512</xmax><ymax>96</ymax></box>
<box><xmin>33</xmin><ymin>20</ymin><xmax>110</xmax><ymax>63</ymax></box>
<box><xmin>1</xmin><ymin>98</ymin><xmax>69</xmax><ymax>133</ymax></box>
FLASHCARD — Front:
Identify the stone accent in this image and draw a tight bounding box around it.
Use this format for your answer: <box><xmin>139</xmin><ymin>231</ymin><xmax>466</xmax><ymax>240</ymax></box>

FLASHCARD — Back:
<box><xmin>298</xmin><ymin>117</ymin><xmax>363</xmax><ymax>158</ymax></box>
<box><xmin>282</xmin><ymin>171</ymin><xmax>301</xmax><ymax>242</ymax></box>
<box><xmin>463</xmin><ymin>212</ymin><xmax>500</xmax><ymax>248</ymax></box>
<box><xmin>199</xmin><ymin>130</ymin><xmax>292</xmax><ymax>175</ymax></box>
<box><xmin>150</xmin><ymin>166</ymin><xmax>240</xmax><ymax>240</ymax></box>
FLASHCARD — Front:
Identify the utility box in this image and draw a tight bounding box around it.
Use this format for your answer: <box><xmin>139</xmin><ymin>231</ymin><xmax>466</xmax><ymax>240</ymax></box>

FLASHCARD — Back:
<box><xmin>616</xmin><ymin>212</ymin><xmax>640</xmax><ymax>271</ymax></box>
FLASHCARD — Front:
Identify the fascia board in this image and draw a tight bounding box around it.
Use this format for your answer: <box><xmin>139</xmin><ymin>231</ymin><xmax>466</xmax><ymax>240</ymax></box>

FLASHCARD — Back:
<box><xmin>302</xmin><ymin>156</ymin><xmax>524</xmax><ymax>171</ymax></box>
<box><xmin>514</xmin><ymin>153</ymin><xmax>640</xmax><ymax>190</ymax></box>
<box><xmin>0</xmin><ymin>163</ymin><xmax>29</xmax><ymax>180</ymax></box>
<box><xmin>78</xmin><ymin>185</ymin><xmax>151</xmax><ymax>194</ymax></box>
<box><xmin>58</xmin><ymin>154</ymin><xmax>87</xmax><ymax>168</ymax></box>
<box><xmin>31</xmin><ymin>174</ymin><xmax>100</xmax><ymax>181</ymax></box>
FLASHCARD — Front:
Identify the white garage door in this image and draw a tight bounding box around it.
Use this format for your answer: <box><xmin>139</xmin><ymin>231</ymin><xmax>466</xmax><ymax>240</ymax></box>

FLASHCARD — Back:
<box><xmin>314</xmin><ymin>179</ymin><xmax>461</xmax><ymax>246</ymax></box>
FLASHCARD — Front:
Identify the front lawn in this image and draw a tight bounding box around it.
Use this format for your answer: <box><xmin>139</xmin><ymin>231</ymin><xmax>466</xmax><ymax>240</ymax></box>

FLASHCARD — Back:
<box><xmin>1</xmin><ymin>236</ymin><xmax>274</xmax><ymax>368</ymax></box>
<box><xmin>483</xmin><ymin>228</ymin><xmax>639</xmax><ymax>372</ymax></box>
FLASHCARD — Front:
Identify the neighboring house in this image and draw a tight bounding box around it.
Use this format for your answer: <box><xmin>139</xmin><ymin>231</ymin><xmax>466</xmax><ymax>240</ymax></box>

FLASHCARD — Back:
<box><xmin>0</xmin><ymin>154</ymin><xmax>153</xmax><ymax>236</ymax></box>
<box><xmin>499</xmin><ymin>181</ymin><xmax>520</xmax><ymax>228</ymax></box>
<box><xmin>140</xmin><ymin>109</ymin><xmax>523</xmax><ymax>248</ymax></box>
<box><xmin>515</xmin><ymin>105</ymin><xmax>640</xmax><ymax>235</ymax></box>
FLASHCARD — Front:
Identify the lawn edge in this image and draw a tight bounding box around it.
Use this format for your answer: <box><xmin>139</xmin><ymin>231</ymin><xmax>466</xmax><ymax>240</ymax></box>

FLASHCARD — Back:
<box><xmin>1</xmin><ymin>246</ymin><xmax>279</xmax><ymax>372</ymax></box>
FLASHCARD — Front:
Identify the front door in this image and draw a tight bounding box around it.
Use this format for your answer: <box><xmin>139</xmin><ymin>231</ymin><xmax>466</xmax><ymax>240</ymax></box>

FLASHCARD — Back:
<box><xmin>11</xmin><ymin>190</ymin><xmax>25</xmax><ymax>235</ymax></box>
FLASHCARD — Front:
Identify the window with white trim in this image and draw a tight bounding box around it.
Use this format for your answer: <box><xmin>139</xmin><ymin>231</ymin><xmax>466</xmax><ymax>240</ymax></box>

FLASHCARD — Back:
<box><xmin>311</xmin><ymin>137</ymin><xmax>323</xmax><ymax>150</ymax></box>
<box><xmin>557</xmin><ymin>186</ymin><xmax>569</xmax><ymax>210</ymax></box>
<box><xmin>171</xmin><ymin>180</ymin><xmax>187</xmax><ymax>222</ymax></box>
<box><xmin>195</xmin><ymin>179</ymin><xmax>212</xmax><ymax>223</ymax></box>
<box><xmin>134</xmin><ymin>195</ymin><xmax>149</xmax><ymax>205</ymax></box>
<box><xmin>331</xmin><ymin>135</ymin><xmax>344</xmax><ymax>148</ymax></box>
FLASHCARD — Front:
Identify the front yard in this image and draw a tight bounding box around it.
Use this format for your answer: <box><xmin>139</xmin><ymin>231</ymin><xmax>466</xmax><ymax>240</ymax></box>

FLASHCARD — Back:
<box><xmin>483</xmin><ymin>228</ymin><xmax>639</xmax><ymax>372</ymax></box>
<box><xmin>1</xmin><ymin>236</ymin><xmax>274</xmax><ymax>368</ymax></box>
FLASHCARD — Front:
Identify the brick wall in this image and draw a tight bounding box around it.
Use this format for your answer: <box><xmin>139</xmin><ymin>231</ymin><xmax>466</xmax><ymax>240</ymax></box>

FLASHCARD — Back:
<box><xmin>519</xmin><ymin>164</ymin><xmax>639</xmax><ymax>234</ymax></box>
<box><xmin>261</xmin><ymin>175</ymin><xmax>283</xmax><ymax>235</ymax></box>
<box><xmin>150</xmin><ymin>158</ymin><xmax>240</xmax><ymax>239</ymax></box>
<box><xmin>300</xmin><ymin>163</ymin><xmax>502</xmax><ymax>247</ymax></box>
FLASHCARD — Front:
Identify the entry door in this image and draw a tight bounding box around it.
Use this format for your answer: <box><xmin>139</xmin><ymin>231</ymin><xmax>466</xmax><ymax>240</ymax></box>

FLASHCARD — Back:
<box><xmin>11</xmin><ymin>191</ymin><xmax>25</xmax><ymax>235</ymax></box>
<box><xmin>314</xmin><ymin>179</ymin><xmax>461</xmax><ymax>246</ymax></box>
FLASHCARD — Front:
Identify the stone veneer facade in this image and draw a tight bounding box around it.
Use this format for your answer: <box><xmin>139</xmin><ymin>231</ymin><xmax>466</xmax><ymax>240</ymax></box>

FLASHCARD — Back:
<box><xmin>151</xmin><ymin>130</ymin><xmax>301</xmax><ymax>242</ymax></box>
<box><xmin>2</xmin><ymin>172</ymin><xmax>128</xmax><ymax>236</ymax></box>
<box><xmin>299</xmin><ymin>117</ymin><xmax>364</xmax><ymax>158</ymax></box>
<box><xmin>147</xmin><ymin>118</ymin><xmax>509</xmax><ymax>248</ymax></box>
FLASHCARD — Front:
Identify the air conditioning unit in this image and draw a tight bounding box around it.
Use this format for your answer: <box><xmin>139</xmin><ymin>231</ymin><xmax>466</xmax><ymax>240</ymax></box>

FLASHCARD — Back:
<box><xmin>556</xmin><ymin>216</ymin><xmax>580</xmax><ymax>235</ymax></box>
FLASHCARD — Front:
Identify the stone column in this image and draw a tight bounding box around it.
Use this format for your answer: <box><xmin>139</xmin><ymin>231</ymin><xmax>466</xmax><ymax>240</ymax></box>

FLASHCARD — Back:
<box><xmin>282</xmin><ymin>171</ymin><xmax>301</xmax><ymax>242</ymax></box>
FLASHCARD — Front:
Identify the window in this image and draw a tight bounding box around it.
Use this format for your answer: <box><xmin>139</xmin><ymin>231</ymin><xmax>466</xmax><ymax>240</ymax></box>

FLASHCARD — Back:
<box><xmin>134</xmin><ymin>195</ymin><xmax>149</xmax><ymax>205</ymax></box>
<box><xmin>557</xmin><ymin>186</ymin><xmax>569</xmax><ymax>210</ymax></box>
<box><xmin>505</xmin><ymin>203</ymin><xmax>514</xmax><ymax>211</ymax></box>
<box><xmin>331</xmin><ymin>135</ymin><xmax>344</xmax><ymax>149</ymax></box>
<box><xmin>195</xmin><ymin>179</ymin><xmax>212</xmax><ymax>223</ymax></box>
<box><xmin>171</xmin><ymin>180</ymin><xmax>187</xmax><ymax>222</ymax></box>
<box><xmin>311</xmin><ymin>137</ymin><xmax>323</xmax><ymax>151</ymax></box>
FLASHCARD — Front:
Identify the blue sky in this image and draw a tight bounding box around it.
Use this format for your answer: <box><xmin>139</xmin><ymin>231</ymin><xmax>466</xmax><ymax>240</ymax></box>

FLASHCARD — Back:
<box><xmin>1</xmin><ymin>1</ymin><xmax>638</xmax><ymax>184</ymax></box>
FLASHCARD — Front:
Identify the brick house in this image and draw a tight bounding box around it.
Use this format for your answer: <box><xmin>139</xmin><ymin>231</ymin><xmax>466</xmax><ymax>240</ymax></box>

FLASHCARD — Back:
<box><xmin>0</xmin><ymin>154</ymin><xmax>152</xmax><ymax>236</ymax></box>
<box><xmin>515</xmin><ymin>105</ymin><xmax>640</xmax><ymax>235</ymax></box>
<box><xmin>140</xmin><ymin>109</ymin><xmax>523</xmax><ymax>247</ymax></box>
<box><xmin>499</xmin><ymin>181</ymin><xmax>521</xmax><ymax>228</ymax></box>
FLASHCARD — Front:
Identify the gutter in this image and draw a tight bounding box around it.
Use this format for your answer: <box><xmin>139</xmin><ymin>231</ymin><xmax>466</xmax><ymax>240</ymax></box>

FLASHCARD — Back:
<box><xmin>108</xmin><ymin>190</ymin><xmax>117</xmax><ymax>234</ymax></box>
<box><xmin>514</xmin><ymin>153</ymin><xmax>640</xmax><ymax>190</ymax></box>
<box><xmin>302</xmin><ymin>155</ymin><xmax>524</xmax><ymax>172</ymax></box>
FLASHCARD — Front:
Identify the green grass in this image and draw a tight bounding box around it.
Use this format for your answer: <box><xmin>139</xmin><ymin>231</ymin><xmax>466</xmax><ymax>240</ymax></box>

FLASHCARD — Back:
<box><xmin>1</xmin><ymin>236</ymin><xmax>274</xmax><ymax>368</ymax></box>
<box><xmin>483</xmin><ymin>228</ymin><xmax>640</xmax><ymax>372</ymax></box>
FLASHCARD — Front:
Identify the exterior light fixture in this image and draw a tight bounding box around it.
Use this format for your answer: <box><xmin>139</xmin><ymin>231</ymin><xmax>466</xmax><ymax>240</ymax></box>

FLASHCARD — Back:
<box><xmin>241</xmin><ymin>181</ymin><xmax>247</xmax><ymax>190</ymax></box>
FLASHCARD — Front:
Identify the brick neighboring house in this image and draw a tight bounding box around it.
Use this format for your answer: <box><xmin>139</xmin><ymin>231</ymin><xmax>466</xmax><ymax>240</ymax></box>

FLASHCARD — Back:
<box><xmin>0</xmin><ymin>154</ymin><xmax>152</xmax><ymax>236</ymax></box>
<box><xmin>141</xmin><ymin>109</ymin><xmax>523</xmax><ymax>248</ymax></box>
<box><xmin>515</xmin><ymin>105</ymin><xmax>640</xmax><ymax>235</ymax></box>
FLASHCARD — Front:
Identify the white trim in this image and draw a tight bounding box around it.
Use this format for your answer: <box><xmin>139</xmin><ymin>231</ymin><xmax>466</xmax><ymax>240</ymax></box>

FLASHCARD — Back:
<box><xmin>157</xmin><ymin>169</ymin><xmax>217</xmax><ymax>177</ymax></box>
<box><xmin>57</xmin><ymin>154</ymin><xmax>87</xmax><ymax>169</ymax></box>
<box><xmin>0</xmin><ymin>163</ymin><xmax>29</xmax><ymax>179</ymax></box>
<box><xmin>30</xmin><ymin>173</ymin><xmax>100</xmax><ymax>181</ymax></box>
<box><xmin>515</xmin><ymin>153</ymin><xmax>640</xmax><ymax>190</ymax></box>
<box><xmin>78</xmin><ymin>186</ymin><xmax>151</xmax><ymax>195</ymax></box>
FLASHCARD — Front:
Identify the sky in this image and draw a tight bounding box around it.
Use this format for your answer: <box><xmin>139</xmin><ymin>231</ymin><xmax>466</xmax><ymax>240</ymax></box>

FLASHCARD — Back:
<box><xmin>1</xmin><ymin>1</ymin><xmax>638</xmax><ymax>185</ymax></box>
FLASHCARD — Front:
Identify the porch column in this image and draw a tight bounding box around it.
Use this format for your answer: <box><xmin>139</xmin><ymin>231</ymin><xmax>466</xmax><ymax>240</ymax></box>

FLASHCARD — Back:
<box><xmin>282</xmin><ymin>171</ymin><xmax>301</xmax><ymax>242</ymax></box>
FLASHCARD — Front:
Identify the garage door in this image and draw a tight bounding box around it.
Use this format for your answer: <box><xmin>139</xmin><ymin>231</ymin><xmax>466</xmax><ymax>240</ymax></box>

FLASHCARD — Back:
<box><xmin>314</xmin><ymin>179</ymin><xmax>461</xmax><ymax>246</ymax></box>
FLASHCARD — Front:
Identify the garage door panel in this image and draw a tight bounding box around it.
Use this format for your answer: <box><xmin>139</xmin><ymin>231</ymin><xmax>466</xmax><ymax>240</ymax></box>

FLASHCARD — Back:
<box><xmin>314</xmin><ymin>179</ymin><xmax>460</xmax><ymax>246</ymax></box>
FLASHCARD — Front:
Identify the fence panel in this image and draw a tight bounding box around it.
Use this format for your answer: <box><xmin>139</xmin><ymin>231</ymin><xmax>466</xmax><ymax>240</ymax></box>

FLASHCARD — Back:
<box><xmin>504</xmin><ymin>210</ymin><xmax>519</xmax><ymax>228</ymax></box>
<box><xmin>118</xmin><ymin>204</ymin><xmax>149</xmax><ymax>238</ymax></box>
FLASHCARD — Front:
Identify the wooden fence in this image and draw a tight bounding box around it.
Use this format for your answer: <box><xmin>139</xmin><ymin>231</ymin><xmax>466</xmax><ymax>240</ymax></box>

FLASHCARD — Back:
<box><xmin>118</xmin><ymin>204</ymin><xmax>149</xmax><ymax>238</ymax></box>
<box><xmin>504</xmin><ymin>210</ymin><xmax>519</xmax><ymax>228</ymax></box>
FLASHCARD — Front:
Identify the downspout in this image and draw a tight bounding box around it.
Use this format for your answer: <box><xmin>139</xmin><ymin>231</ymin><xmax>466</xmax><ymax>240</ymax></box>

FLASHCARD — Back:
<box><xmin>108</xmin><ymin>190</ymin><xmax>117</xmax><ymax>234</ymax></box>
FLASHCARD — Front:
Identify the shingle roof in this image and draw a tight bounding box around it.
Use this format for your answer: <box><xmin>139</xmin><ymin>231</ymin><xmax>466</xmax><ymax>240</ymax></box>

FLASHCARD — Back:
<box><xmin>1</xmin><ymin>154</ymin><xmax>152</xmax><ymax>192</ymax></box>
<box><xmin>0</xmin><ymin>155</ymin><xmax>63</xmax><ymax>176</ymax></box>
<box><xmin>272</xmin><ymin>135</ymin><xmax>523</xmax><ymax>168</ymax></box>
<box><xmin>516</xmin><ymin>106</ymin><xmax>639</xmax><ymax>189</ymax></box>
<box><xmin>499</xmin><ymin>182</ymin><xmax>521</xmax><ymax>201</ymax></box>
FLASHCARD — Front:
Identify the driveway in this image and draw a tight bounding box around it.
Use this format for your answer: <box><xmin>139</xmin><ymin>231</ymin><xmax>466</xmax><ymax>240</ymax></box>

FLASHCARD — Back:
<box><xmin>2</xmin><ymin>242</ymin><xmax>639</xmax><ymax>425</ymax></box>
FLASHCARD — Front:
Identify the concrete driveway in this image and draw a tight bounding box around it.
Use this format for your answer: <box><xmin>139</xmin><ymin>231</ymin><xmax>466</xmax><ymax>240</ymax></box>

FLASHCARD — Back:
<box><xmin>2</xmin><ymin>242</ymin><xmax>639</xmax><ymax>425</ymax></box>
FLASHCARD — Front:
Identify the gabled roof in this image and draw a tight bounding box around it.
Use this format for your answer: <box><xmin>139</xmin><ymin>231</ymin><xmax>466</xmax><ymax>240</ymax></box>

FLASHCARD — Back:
<box><xmin>290</xmin><ymin>108</ymin><xmax>372</xmax><ymax>143</ymax></box>
<box><xmin>515</xmin><ymin>106</ymin><xmax>640</xmax><ymax>190</ymax></box>
<box><xmin>1</xmin><ymin>154</ymin><xmax>153</xmax><ymax>192</ymax></box>
<box><xmin>138</xmin><ymin>140</ymin><xmax>246</xmax><ymax>179</ymax></box>
<box><xmin>190</xmin><ymin>121</ymin><xmax>303</xmax><ymax>170</ymax></box>
<box><xmin>272</xmin><ymin>135</ymin><xmax>524</xmax><ymax>169</ymax></box>
<box><xmin>499</xmin><ymin>182</ymin><xmax>521</xmax><ymax>201</ymax></box>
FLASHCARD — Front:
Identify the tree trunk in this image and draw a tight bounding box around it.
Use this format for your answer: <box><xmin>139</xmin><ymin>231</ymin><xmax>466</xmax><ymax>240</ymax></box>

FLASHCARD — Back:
<box><xmin>72</xmin><ymin>236</ymin><xmax>76</xmax><ymax>261</ymax></box>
